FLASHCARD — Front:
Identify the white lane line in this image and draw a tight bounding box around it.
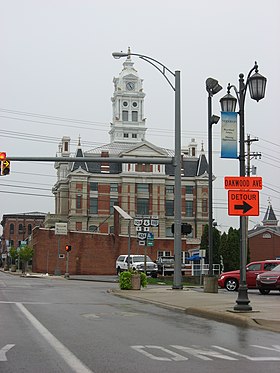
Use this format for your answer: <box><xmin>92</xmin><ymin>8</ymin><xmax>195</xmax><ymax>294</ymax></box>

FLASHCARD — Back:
<box><xmin>15</xmin><ymin>302</ymin><xmax>94</xmax><ymax>373</ymax></box>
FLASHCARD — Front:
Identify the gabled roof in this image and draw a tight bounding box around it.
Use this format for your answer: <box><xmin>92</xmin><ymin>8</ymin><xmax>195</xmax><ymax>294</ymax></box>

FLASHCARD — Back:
<box><xmin>248</xmin><ymin>226</ymin><xmax>280</xmax><ymax>238</ymax></box>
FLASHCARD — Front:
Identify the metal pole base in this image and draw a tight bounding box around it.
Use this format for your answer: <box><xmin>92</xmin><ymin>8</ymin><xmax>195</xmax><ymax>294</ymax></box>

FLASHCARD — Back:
<box><xmin>234</xmin><ymin>285</ymin><xmax>252</xmax><ymax>311</ymax></box>
<box><xmin>64</xmin><ymin>273</ymin><xmax>70</xmax><ymax>279</ymax></box>
<box><xmin>172</xmin><ymin>284</ymin><xmax>183</xmax><ymax>290</ymax></box>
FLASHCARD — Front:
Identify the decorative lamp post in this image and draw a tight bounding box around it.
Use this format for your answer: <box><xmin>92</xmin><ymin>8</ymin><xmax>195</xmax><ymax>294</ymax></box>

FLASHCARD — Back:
<box><xmin>220</xmin><ymin>62</ymin><xmax>267</xmax><ymax>311</ymax></box>
<box><xmin>205</xmin><ymin>78</ymin><xmax>222</xmax><ymax>291</ymax></box>
<box><xmin>112</xmin><ymin>50</ymin><xmax>183</xmax><ymax>289</ymax></box>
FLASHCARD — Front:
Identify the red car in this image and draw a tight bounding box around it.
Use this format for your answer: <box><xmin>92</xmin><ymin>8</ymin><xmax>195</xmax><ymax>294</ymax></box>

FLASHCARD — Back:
<box><xmin>256</xmin><ymin>264</ymin><xmax>280</xmax><ymax>294</ymax></box>
<box><xmin>218</xmin><ymin>260</ymin><xmax>280</xmax><ymax>291</ymax></box>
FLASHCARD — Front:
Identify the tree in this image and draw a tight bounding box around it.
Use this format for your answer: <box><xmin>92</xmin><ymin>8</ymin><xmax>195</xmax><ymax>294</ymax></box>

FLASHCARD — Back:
<box><xmin>9</xmin><ymin>247</ymin><xmax>18</xmax><ymax>265</ymax></box>
<box><xmin>18</xmin><ymin>246</ymin><xmax>34</xmax><ymax>274</ymax></box>
<box><xmin>200</xmin><ymin>224</ymin><xmax>221</xmax><ymax>269</ymax></box>
<box><xmin>222</xmin><ymin>227</ymin><xmax>240</xmax><ymax>271</ymax></box>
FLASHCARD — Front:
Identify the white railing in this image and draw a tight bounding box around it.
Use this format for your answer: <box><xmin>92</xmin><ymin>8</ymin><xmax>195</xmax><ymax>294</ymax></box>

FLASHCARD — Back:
<box><xmin>162</xmin><ymin>263</ymin><xmax>220</xmax><ymax>276</ymax></box>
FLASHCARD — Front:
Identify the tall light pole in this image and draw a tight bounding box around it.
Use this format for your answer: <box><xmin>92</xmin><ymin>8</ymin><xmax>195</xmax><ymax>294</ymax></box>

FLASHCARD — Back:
<box><xmin>205</xmin><ymin>78</ymin><xmax>222</xmax><ymax>290</ymax></box>
<box><xmin>112</xmin><ymin>50</ymin><xmax>183</xmax><ymax>289</ymax></box>
<box><xmin>220</xmin><ymin>62</ymin><xmax>267</xmax><ymax>311</ymax></box>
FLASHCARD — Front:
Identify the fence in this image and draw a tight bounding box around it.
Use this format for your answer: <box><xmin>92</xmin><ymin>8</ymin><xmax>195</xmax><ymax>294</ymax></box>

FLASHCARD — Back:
<box><xmin>162</xmin><ymin>263</ymin><xmax>220</xmax><ymax>276</ymax></box>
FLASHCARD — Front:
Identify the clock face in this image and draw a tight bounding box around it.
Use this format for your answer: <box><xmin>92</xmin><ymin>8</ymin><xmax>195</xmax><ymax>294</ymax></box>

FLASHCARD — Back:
<box><xmin>126</xmin><ymin>82</ymin><xmax>135</xmax><ymax>91</ymax></box>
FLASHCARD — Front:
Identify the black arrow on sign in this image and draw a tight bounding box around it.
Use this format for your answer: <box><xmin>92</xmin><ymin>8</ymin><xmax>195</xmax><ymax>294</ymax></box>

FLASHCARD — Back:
<box><xmin>234</xmin><ymin>201</ymin><xmax>253</xmax><ymax>213</ymax></box>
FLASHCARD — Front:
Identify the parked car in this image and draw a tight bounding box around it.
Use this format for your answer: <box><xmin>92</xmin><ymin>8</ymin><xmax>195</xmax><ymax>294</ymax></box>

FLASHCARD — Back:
<box><xmin>218</xmin><ymin>260</ymin><xmax>280</xmax><ymax>291</ymax></box>
<box><xmin>116</xmin><ymin>255</ymin><xmax>158</xmax><ymax>278</ymax></box>
<box><xmin>256</xmin><ymin>264</ymin><xmax>280</xmax><ymax>294</ymax></box>
<box><xmin>156</xmin><ymin>256</ymin><xmax>175</xmax><ymax>275</ymax></box>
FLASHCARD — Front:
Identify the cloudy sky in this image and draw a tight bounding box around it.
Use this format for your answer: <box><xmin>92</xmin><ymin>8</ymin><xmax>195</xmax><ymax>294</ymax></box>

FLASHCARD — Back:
<box><xmin>0</xmin><ymin>0</ymin><xmax>279</xmax><ymax>233</ymax></box>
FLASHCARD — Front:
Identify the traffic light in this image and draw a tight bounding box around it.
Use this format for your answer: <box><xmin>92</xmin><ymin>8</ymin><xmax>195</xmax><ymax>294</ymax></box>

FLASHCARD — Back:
<box><xmin>181</xmin><ymin>223</ymin><xmax>192</xmax><ymax>235</ymax></box>
<box><xmin>1</xmin><ymin>160</ymin><xmax>10</xmax><ymax>175</ymax></box>
<box><xmin>65</xmin><ymin>245</ymin><xmax>72</xmax><ymax>252</ymax></box>
<box><xmin>0</xmin><ymin>152</ymin><xmax>6</xmax><ymax>160</ymax></box>
<box><xmin>171</xmin><ymin>223</ymin><xmax>192</xmax><ymax>235</ymax></box>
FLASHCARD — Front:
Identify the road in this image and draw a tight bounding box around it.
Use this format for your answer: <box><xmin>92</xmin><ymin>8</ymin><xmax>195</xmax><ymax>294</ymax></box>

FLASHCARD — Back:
<box><xmin>1</xmin><ymin>272</ymin><xmax>280</xmax><ymax>373</ymax></box>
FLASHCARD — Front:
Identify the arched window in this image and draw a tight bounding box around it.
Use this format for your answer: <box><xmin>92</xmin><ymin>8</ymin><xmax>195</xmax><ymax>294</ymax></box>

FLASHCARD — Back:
<box><xmin>9</xmin><ymin>223</ymin><xmax>14</xmax><ymax>234</ymax></box>
<box><xmin>18</xmin><ymin>224</ymin><xmax>23</xmax><ymax>233</ymax></box>
<box><xmin>89</xmin><ymin>225</ymin><xmax>98</xmax><ymax>233</ymax></box>
<box><xmin>28</xmin><ymin>224</ymin><xmax>32</xmax><ymax>235</ymax></box>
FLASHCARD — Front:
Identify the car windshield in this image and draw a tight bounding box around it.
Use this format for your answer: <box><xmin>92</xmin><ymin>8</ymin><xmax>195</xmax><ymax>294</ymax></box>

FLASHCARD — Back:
<box><xmin>271</xmin><ymin>264</ymin><xmax>280</xmax><ymax>272</ymax></box>
<box><xmin>133</xmin><ymin>256</ymin><xmax>152</xmax><ymax>263</ymax></box>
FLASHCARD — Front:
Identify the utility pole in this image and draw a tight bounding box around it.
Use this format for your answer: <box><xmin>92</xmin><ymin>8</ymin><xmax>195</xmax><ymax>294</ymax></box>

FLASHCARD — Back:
<box><xmin>245</xmin><ymin>134</ymin><xmax>262</xmax><ymax>260</ymax></box>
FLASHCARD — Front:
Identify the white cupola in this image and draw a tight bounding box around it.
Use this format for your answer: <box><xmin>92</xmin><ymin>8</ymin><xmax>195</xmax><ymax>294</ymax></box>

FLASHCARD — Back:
<box><xmin>110</xmin><ymin>48</ymin><xmax>147</xmax><ymax>143</ymax></box>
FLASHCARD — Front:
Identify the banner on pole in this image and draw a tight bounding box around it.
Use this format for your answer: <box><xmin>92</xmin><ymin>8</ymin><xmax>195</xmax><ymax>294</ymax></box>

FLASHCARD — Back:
<box><xmin>221</xmin><ymin>112</ymin><xmax>238</xmax><ymax>159</ymax></box>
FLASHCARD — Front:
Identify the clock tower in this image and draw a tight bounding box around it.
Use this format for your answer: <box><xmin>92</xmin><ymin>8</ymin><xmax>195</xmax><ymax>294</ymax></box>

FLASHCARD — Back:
<box><xmin>110</xmin><ymin>49</ymin><xmax>147</xmax><ymax>143</ymax></box>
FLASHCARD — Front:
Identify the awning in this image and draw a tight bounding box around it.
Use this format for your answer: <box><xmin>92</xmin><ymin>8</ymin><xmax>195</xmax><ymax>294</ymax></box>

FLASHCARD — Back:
<box><xmin>188</xmin><ymin>255</ymin><xmax>202</xmax><ymax>261</ymax></box>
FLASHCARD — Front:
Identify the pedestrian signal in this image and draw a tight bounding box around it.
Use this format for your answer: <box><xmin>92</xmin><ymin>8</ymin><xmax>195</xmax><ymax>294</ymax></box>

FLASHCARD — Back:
<box><xmin>65</xmin><ymin>245</ymin><xmax>72</xmax><ymax>252</ymax></box>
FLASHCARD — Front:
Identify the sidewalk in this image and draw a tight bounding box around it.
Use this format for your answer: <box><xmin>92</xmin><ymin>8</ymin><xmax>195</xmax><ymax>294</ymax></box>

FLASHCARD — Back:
<box><xmin>111</xmin><ymin>286</ymin><xmax>280</xmax><ymax>333</ymax></box>
<box><xmin>2</xmin><ymin>269</ymin><xmax>279</xmax><ymax>333</ymax></box>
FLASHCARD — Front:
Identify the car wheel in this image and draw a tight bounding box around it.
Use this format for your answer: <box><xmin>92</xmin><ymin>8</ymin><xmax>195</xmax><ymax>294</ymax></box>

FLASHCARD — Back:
<box><xmin>117</xmin><ymin>267</ymin><xmax>122</xmax><ymax>275</ymax></box>
<box><xmin>225</xmin><ymin>278</ymin><xmax>238</xmax><ymax>291</ymax></box>
<box><xmin>151</xmin><ymin>272</ymin><xmax>157</xmax><ymax>278</ymax></box>
<box><xmin>259</xmin><ymin>288</ymin><xmax>270</xmax><ymax>295</ymax></box>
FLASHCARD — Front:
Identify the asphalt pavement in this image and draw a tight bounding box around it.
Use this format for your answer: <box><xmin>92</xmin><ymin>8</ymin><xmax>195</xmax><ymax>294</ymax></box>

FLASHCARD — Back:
<box><xmin>1</xmin><ymin>269</ymin><xmax>280</xmax><ymax>333</ymax></box>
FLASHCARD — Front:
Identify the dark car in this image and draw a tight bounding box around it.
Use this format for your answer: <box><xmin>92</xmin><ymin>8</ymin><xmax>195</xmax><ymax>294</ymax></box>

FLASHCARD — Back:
<box><xmin>256</xmin><ymin>264</ymin><xmax>280</xmax><ymax>294</ymax></box>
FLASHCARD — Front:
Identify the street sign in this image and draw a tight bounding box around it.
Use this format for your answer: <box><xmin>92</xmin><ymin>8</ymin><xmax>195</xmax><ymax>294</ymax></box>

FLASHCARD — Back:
<box><xmin>224</xmin><ymin>176</ymin><xmax>262</xmax><ymax>190</ymax></box>
<box><xmin>137</xmin><ymin>232</ymin><xmax>147</xmax><ymax>240</ymax></box>
<box><xmin>228</xmin><ymin>190</ymin><xmax>259</xmax><ymax>216</ymax></box>
<box><xmin>134</xmin><ymin>219</ymin><xmax>143</xmax><ymax>226</ymax></box>
<box><xmin>55</xmin><ymin>222</ymin><xmax>68</xmax><ymax>235</ymax></box>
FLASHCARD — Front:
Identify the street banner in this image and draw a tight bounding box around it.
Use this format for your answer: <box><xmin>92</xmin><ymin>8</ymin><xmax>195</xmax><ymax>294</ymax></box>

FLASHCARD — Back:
<box><xmin>221</xmin><ymin>112</ymin><xmax>238</xmax><ymax>158</ymax></box>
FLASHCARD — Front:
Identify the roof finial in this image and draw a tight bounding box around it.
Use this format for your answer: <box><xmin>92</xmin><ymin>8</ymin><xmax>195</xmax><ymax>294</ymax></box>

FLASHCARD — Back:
<box><xmin>127</xmin><ymin>46</ymin><xmax>131</xmax><ymax>59</ymax></box>
<box><xmin>78</xmin><ymin>135</ymin><xmax>81</xmax><ymax>147</ymax></box>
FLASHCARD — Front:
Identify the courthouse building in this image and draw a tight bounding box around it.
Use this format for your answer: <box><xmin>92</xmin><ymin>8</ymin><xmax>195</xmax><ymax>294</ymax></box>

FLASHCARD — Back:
<box><xmin>44</xmin><ymin>52</ymin><xmax>210</xmax><ymax>261</ymax></box>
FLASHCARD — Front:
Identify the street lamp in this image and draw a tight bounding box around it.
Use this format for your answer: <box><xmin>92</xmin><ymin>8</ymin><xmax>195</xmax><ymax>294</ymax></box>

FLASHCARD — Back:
<box><xmin>112</xmin><ymin>50</ymin><xmax>183</xmax><ymax>289</ymax></box>
<box><xmin>205</xmin><ymin>78</ymin><xmax>222</xmax><ymax>291</ymax></box>
<box><xmin>220</xmin><ymin>62</ymin><xmax>267</xmax><ymax>311</ymax></box>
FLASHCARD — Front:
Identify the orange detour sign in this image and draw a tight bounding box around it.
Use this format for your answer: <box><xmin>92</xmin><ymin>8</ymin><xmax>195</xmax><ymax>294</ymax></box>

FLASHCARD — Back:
<box><xmin>224</xmin><ymin>176</ymin><xmax>262</xmax><ymax>190</ymax></box>
<box><xmin>228</xmin><ymin>190</ymin><xmax>259</xmax><ymax>216</ymax></box>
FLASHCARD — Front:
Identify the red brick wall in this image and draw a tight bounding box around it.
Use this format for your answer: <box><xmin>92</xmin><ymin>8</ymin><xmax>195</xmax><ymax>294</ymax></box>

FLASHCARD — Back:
<box><xmin>31</xmin><ymin>226</ymin><xmax>198</xmax><ymax>275</ymax></box>
<box><xmin>249</xmin><ymin>231</ymin><xmax>280</xmax><ymax>261</ymax></box>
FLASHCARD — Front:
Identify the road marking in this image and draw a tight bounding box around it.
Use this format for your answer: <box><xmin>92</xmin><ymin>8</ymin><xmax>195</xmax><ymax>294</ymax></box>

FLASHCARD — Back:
<box><xmin>172</xmin><ymin>345</ymin><xmax>237</xmax><ymax>360</ymax></box>
<box><xmin>131</xmin><ymin>345</ymin><xmax>188</xmax><ymax>361</ymax></box>
<box><xmin>213</xmin><ymin>345</ymin><xmax>280</xmax><ymax>361</ymax></box>
<box><xmin>0</xmin><ymin>345</ymin><xmax>15</xmax><ymax>361</ymax></box>
<box><xmin>15</xmin><ymin>303</ymin><xmax>94</xmax><ymax>373</ymax></box>
<box><xmin>132</xmin><ymin>345</ymin><xmax>280</xmax><ymax>362</ymax></box>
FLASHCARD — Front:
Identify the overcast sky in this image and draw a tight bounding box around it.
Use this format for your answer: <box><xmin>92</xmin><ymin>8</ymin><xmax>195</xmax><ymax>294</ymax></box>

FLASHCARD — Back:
<box><xmin>0</xmin><ymin>0</ymin><xmax>279</xmax><ymax>233</ymax></box>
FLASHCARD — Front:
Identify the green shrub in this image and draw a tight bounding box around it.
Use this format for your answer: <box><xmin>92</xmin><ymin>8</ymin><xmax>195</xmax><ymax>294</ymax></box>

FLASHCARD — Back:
<box><xmin>119</xmin><ymin>270</ymin><xmax>148</xmax><ymax>289</ymax></box>
<box><xmin>140</xmin><ymin>272</ymin><xmax>147</xmax><ymax>287</ymax></box>
<box><xmin>119</xmin><ymin>271</ymin><xmax>132</xmax><ymax>289</ymax></box>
